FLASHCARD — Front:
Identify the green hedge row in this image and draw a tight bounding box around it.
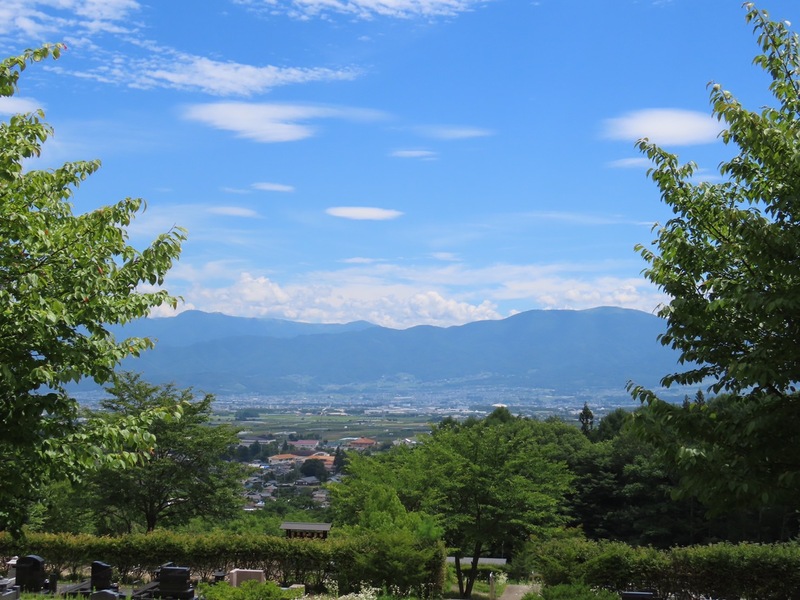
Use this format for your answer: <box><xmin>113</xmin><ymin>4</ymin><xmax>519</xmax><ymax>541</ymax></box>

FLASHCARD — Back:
<box><xmin>0</xmin><ymin>530</ymin><xmax>445</xmax><ymax>596</ymax></box>
<box><xmin>530</xmin><ymin>538</ymin><xmax>800</xmax><ymax>599</ymax></box>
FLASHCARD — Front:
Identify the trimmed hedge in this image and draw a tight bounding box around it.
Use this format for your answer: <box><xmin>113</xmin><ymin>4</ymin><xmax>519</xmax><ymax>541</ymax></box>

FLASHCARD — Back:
<box><xmin>529</xmin><ymin>538</ymin><xmax>800</xmax><ymax>599</ymax></box>
<box><xmin>0</xmin><ymin>531</ymin><xmax>445</xmax><ymax>595</ymax></box>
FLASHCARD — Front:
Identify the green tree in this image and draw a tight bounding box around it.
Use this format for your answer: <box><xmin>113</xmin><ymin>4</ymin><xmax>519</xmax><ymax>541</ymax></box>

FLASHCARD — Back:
<box><xmin>578</xmin><ymin>403</ymin><xmax>594</xmax><ymax>436</ymax></box>
<box><xmin>27</xmin><ymin>480</ymin><xmax>96</xmax><ymax>535</ymax></box>
<box><xmin>629</xmin><ymin>4</ymin><xmax>800</xmax><ymax>510</ymax></box>
<box><xmin>299</xmin><ymin>458</ymin><xmax>327</xmax><ymax>481</ymax></box>
<box><xmin>86</xmin><ymin>373</ymin><xmax>246</xmax><ymax>533</ymax></box>
<box><xmin>631</xmin><ymin>5</ymin><xmax>800</xmax><ymax>398</ymax></box>
<box><xmin>0</xmin><ymin>46</ymin><xmax>185</xmax><ymax>535</ymax></box>
<box><xmin>330</xmin><ymin>410</ymin><xmax>573</xmax><ymax>598</ymax></box>
<box><xmin>332</xmin><ymin>446</ymin><xmax>348</xmax><ymax>473</ymax></box>
<box><xmin>248</xmin><ymin>440</ymin><xmax>263</xmax><ymax>461</ymax></box>
<box><xmin>593</xmin><ymin>408</ymin><xmax>630</xmax><ymax>442</ymax></box>
<box><xmin>424</xmin><ymin>417</ymin><xmax>571</xmax><ymax>597</ymax></box>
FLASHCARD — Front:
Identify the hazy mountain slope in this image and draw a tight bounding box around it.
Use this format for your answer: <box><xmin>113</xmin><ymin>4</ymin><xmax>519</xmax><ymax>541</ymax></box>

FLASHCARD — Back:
<box><xmin>105</xmin><ymin>307</ymin><xmax>679</xmax><ymax>395</ymax></box>
<box><xmin>112</xmin><ymin>310</ymin><xmax>376</xmax><ymax>346</ymax></box>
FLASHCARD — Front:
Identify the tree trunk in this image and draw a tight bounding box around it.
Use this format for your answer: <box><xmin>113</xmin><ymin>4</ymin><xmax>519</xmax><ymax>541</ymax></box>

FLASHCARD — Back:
<box><xmin>145</xmin><ymin>510</ymin><xmax>157</xmax><ymax>532</ymax></box>
<box><xmin>464</xmin><ymin>540</ymin><xmax>483</xmax><ymax>598</ymax></box>
<box><xmin>454</xmin><ymin>555</ymin><xmax>465</xmax><ymax>598</ymax></box>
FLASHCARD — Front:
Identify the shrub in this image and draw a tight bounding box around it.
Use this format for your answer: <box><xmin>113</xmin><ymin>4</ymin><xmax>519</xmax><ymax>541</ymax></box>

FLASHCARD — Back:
<box><xmin>196</xmin><ymin>580</ymin><xmax>302</xmax><ymax>600</ymax></box>
<box><xmin>0</xmin><ymin>530</ymin><xmax>444</xmax><ymax>596</ymax></box>
<box><xmin>527</xmin><ymin>537</ymin><xmax>603</xmax><ymax>586</ymax></box>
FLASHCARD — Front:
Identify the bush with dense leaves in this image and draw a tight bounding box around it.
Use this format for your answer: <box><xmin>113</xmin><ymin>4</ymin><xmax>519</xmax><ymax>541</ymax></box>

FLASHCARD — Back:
<box><xmin>196</xmin><ymin>580</ymin><xmax>303</xmax><ymax>600</ymax></box>
<box><xmin>528</xmin><ymin>583</ymin><xmax>618</xmax><ymax>600</ymax></box>
<box><xmin>0</xmin><ymin>530</ymin><xmax>444</xmax><ymax>594</ymax></box>
<box><xmin>527</xmin><ymin>537</ymin><xmax>800</xmax><ymax>598</ymax></box>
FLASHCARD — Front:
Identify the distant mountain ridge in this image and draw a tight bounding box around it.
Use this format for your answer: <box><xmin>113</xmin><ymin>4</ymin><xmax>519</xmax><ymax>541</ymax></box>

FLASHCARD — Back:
<box><xmin>113</xmin><ymin>310</ymin><xmax>376</xmax><ymax>345</ymax></box>
<box><xmin>91</xmin><ymin>307</ymin><xmax>684</xmax><ymax>397</ymax></box>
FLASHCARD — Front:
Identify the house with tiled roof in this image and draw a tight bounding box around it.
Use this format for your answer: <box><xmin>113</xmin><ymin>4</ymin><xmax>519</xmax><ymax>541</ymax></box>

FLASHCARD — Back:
<box><xmin>306</xmin><ymin>452</ymin><xmax>335</xmax><ymax>469</ymax></box>
<box><xmin>291</xmin><ymin>439</ymin><xmax>320</xmax><ymax>451</ymax></box>
<box><xmin>268</xmin><ymin>453</ymin><xmax>302</xmax><ymax>466</ymax></box>
<box><xmin>347</xmin><ymin>437</ymin><xmax>378</xmax><ymax>451</ymax></box>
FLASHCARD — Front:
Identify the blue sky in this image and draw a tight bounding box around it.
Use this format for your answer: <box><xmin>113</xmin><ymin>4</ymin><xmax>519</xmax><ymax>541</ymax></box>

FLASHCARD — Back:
<box><xmin>2</xmin><ymin>0</ymin><xmax>797</xmax><ymax>328</ymax></box>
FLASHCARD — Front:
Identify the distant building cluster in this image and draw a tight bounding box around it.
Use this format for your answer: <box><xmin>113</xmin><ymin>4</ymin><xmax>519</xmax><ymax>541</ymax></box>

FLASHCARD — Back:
<box><xmin>239</xmin><ymin>436</ymin><xmax>381</xmax><ymax>510</ymax></box>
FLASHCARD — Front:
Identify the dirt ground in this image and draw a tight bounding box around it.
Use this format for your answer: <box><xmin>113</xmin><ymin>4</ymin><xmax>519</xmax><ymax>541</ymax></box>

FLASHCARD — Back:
<box><xmin>498</xmin><ymin>583</ymin><xmax>540</xmax><ymax>600</ymax></box>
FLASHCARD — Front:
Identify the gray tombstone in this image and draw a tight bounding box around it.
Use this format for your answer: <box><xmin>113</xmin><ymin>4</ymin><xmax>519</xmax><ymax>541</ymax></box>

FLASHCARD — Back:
<box><xmin>0</xmin><ymin>585</ymin><xmax>19</xmax><ymax>600</ymax></box>
<box><xmin>0</xmin><ymin>578</ymin><xmax>20</xmax><ymax>600</ymax></box>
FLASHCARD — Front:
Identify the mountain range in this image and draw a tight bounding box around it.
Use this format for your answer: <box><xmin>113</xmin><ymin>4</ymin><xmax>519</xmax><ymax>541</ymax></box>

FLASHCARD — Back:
<box><xmin>74</xmin><ymin>307</ymin><xmax>688</xmax><ymax>399</ymax></box>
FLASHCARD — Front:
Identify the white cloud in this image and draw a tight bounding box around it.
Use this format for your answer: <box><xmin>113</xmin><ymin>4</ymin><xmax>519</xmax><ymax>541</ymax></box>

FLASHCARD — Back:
<box><xmin>166</xmin><ymin>270</ymin><xmax>501</xmax><ymax>328</ymax></box>
<box><xmin>240</xmin><ymin>0</ymin><xmax>491</xmax><ymax>19</ymax></box>
<box><xmin>207</xmin><ymin>206</ymin><xmax>260</xmax><ymax>217</ymax></box>
<box><xmin>607</xmin><ymin>157</ymin><xmax>651</xmax><ymax>169</ymax></box>
<box><xmin>146</xmin><ymin>56</ymin><xmax>359</xmax><ymax>96</ymax></box>
<box><xmin>390</xmin><ymin>149</ymin><xmax>437</xmax><ymax>159</ymax></box>
<box><xmin>494</xmin><ymin>273</ymin><xmax>662</xmax><ymax>311</ymax></box>
<box><xmin>603</xmin><ymin>108</ymin><xmax>722</xmax><ymax>145</ymax></box>
<box><xmin>518</xmin><ymin>211</ymin><xmax>652</xmax><ymax>227</ymax></box>
<box><xmin>160</xmin><ymin>258</ymin><xmax>667</xmax><ymax>329</ymax></box>
<box><xmin>3</xmin><ymin>4</ymin><xmax>358</xmax><ymax>96</ymax></box>
<box><xmin>252</xmin><ymin>182</ymin><xmax>295</xmax><ymax>192</ymax></box>
<box><xmin>183</xmin><ymin>102</ymin><xmax>386</xmax><ymax>143</ymax></box>
<box><xmin>0</xmin><ymin>0</ymin><xmax>139</xmax><ymax>38</ymax></box>
<box><xmin>431</xmin><ymin>252</ymin><xmax>459</xmax><ymax>261</ymax></box>
<box><xmin>70</xmin><ymin>0</ymin><xmax>140</xmax><ymax>21</ymax></box>
<box><xmin>418</xmin><ymin>125</ymin><xmax>494</xmax><ymax>140</ymax></box>
<box><xmin>49</xmin><ymin>51</ymin><xmax>359</xmax><ymax>96</ymax></box>
<box><xmin>326</xmin><ymin>206</ymin><xmax>404</xmax><ymax>220</ymax></box>
<box><xmin>342</xmin><ymin>257</ymin><xmax>382</xmax><ymax>264</ymax></box>
<box><xmin>0</xmin><ymin>96</ymin><xmax>42</xmax><ymax>115</ymax></box>
<box><xmin>389</xmin><ymin>150</ymin><xmax>436</xmax><ymax>158</ymax></box>
<box><xmin>123</xmin><ymin>203</ymin><xmax>269</xmax><ymax>247</ymax></box>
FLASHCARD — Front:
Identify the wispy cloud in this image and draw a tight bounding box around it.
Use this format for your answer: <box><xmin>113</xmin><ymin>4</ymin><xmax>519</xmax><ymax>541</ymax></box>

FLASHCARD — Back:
<box><xmin>519</xmin><ymin>211</ymin><xmax>652</xmax><ymax>227</ymax></box>
<box><xmin>326</xmin><ymin>206</ymin><xmax>404</xmax><ymax>220</ymax></box>
<box><xmin>3</xmin><ymin>3</ymin><xmax>359</xmax><ymax>97</ymax></box>
<box><xmin>237</xmin><ymin>0</ymin><xmax>492</xmax><ymax>20</ymax></box>
<box><xmin>603</xmin><ymin>108</ymin><xmax>722</xmax><ymax>146</ymax></box>
<box><xmin>417</xmin><ymin>125</ymin><xmax>494</xmax><ymax>140</ymax></box>
<box><xmin>431</xmin><ymin>252</ymin><xmax>460</xmax><ymax>262</ymax></box>
<box><xmin>207</xmin><ymin>206</ymin><xmax>260</xmax><ymax>217</ymax></box>
<box><xmin>144</xmin><ymin>55</ymin><xmax>359</xmax><ymax>96</ymax></box>
<box><xmin>390</xmin><ymin>149</ymin><xmax>437</xmax><ymax>159</ymax></box>
<box><xmin>48</xmin><ymin>49</ymin><xmax>360</xmax><ymax>96</ymax></box>
<box><xmin>342</xmin><ymin>257</ymin><xmax>383</xmax><ymax>264</ymax></box>
<box><xmin>183</xmin><ymin>102</ymin><xmax>387</xmax><ymax>142</ymax></box>
<box><xmin>0</xmin><ymin>0</ymin><xmax>140</xmax><ymax>38</ymax></box>
<box><xmin>252</xmin><ymin>182</ymin><xmax>295</xmax><ymax>192</ymax></box>
<box><xmin>607</xmin><ymin>157</ymin><xmax>651</xmax><ymax>169</ymax></box>
<box><xmin>0</xmin><ymin>96</ymin><xmax>42</xmax><ymax>115</ymax></box>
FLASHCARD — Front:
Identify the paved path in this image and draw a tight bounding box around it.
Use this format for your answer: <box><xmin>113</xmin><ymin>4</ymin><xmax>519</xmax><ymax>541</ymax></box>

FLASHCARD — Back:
<box><xmin>499</xmin><ymin>583</ymin><xmax>539</xmax><ymax>600</ymax></box>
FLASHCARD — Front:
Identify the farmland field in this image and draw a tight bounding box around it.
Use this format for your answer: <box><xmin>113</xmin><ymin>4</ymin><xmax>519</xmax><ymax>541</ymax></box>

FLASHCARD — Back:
<box><xmin>213</xmin><ymin>411</ymin><xmax>437</xmax><ymax>445</ymax></box>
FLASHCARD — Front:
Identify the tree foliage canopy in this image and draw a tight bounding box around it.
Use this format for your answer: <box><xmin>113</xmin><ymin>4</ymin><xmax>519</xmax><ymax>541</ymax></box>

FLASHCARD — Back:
<box><xmin>630</xmin><ymin>4</ymin><xmax>800</xmax><ymax>511</ymax></box>
<box><xmin>631</xmin><ymin>5</ymin><xmax>800</xmax><ymax>398</ymax></box>
<box><xmin>87</xmin><ymin>373</ymin><xmax>246</xmax><ymax>534</ymax></box>
<box><xmin>0</xmin><ymin>45</ymin><xmax>186</xmax><ymax>534</ymax></box>
<box><xmin>330</xmin><ymin>409</ymin><xmax>573</xmax><ymax>598</ymax></box>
